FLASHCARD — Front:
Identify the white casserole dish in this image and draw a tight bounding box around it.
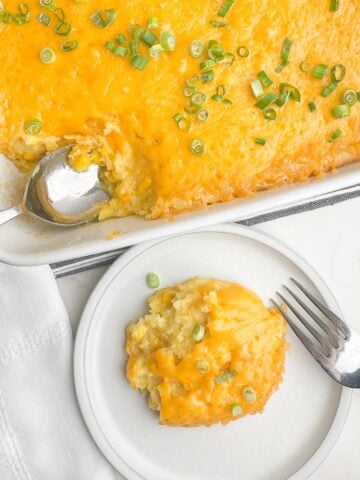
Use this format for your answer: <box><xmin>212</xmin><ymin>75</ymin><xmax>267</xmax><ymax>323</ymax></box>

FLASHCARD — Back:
<box><xmin>0</xmin><ymin>153</ymin><xmax>359</xmax><ymax>266</ymax></box>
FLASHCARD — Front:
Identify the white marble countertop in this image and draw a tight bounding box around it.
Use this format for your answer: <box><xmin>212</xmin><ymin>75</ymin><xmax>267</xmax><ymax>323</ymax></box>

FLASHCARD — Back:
<box><xmin>57</xmin><ymin>196</ymin><xmax>360</xmax><ymax>480</ymax></box>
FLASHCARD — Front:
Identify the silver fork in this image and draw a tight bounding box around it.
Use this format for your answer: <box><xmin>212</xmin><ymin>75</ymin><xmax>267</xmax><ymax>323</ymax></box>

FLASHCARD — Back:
<box><xmin>272</xmin><ymin>278</ymin><xmax>360</xmax><ymax>388</ymax></box>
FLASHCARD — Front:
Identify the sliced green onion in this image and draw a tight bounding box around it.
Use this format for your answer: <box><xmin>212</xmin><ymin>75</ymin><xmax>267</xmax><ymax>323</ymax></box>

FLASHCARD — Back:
<box><xmin>218</xmin><ymin>0</ymin><xmax>235</xmax><ymax>17</ymax></box>
<box><xmin>222</xmin><ymin>98</ymin><xmax>232</xmax><ymax>105</ymax></box>
<box><xmin>255</xmin><ymin>138</ymin><xmax>266</xmax><ymax>146</ymax></box>
<box><xmin>90</xmin><ymin>9</ymin><xmax>116</xmax><ymax>28</ymax></box>
<box><xmin>40</xmin><ymin>47</ymin><xmax>56</xmax><ymax>64</ymax></box>
<box><xmin>275</xmin><ymin>61</ymin><xmax>288</xmax><ymax>73</ymax></box>
<box><xmin>184</xmin><ymin>103</ymin><xmax>201</xmax><ymax>114</ymax></box>
<box><xmin>342</xmin><ymin>89</ymin><xmax>357</xmax><ymax>105</ymax></box>
<box><xmin>187</xmin><ymin>74</ymin><xmax>200</xmax><ymax>88</ymax></box>
<box><xmin>131</xmin><ymin>55</ymin><xmax>148</xmax><ymax>70</ymax></box>
<box><xmin>40</xmin><ymin>0</ymin><xmax>55</xmax><ymax>8</ymax></box>
<box><xmin>331</xmin><ymin>64</ymin><xmax>346</xmax><ymax>82</ymax></box>
<box><xmin>215</xmin><ymin>370</ymin><xmax>238</xmax><ymax>384</ymax></box>
<box><xmin>146</xmin><ymin>272</ymin><xmax>160</xmax><ymax>288</ymax></box>
<box><xmin>149</xmin><ymin>44</ymin><xmax>164</xmax><ymax>58</ymax></box>
<box><xmin>279</xmin><ymin>83</ymin><xmax>301</xmax><ymax>102</ymax></box>
<box><xmin>105</xmin><ymin>41</ymin><xmax>116</xmax><ymax>52</ymax></box>
<box><xmin>257</xmin><ymin>70</ymin><xmax>273</xmax><ymax>88</ymax></box>
<box><xmin>321</xmin><ymin>82</ymin><xmax>338</xmax><ymax>97</ymax></box>
<box><xmin>18</xmin><ymin>3</ymin><xmax>29</xmax><ymax>14</ymax></box>
<box><xmin>313</xmin><ymin>64</ymin><xmax>328</xmax><ymax>80</ymax></box>
<box><xmin>207</xmin><ymin>44</ymin><xmax>225</xmax><ymax>62</ymax></box>
<box><xmin>328</xmin><ymin>129</ymin><xmax>342</xmax><ymax>142</ymax></box>
<box><xmin>237</xmin><ymin>46</ymin><xmax>249</xmax><ymax>57</ymax></box>
<box><xmin>332</xmin><ymin>104</ymin><xmax>351</xmax><ymax>118</ymax></box>
<box><xmin>230</xmin><ymin>403</ymin><xmax>243</xmax><ymax>416</ymax></box>
<box><xmin>133</xmin><ymin>27</ymin><xmax>145</xmax><ymax>43</ymax></box>
<box><xmin>190</xmin><ymin>139</ymin><xmax>206</xmax><ymax>156</ymax></box>
<box><xmin>250</xmin><ymin>79</ymin><xmax>264</xmax><ymax>98</ymax></box>
<box><xmin>160</xmin><ymin>30</ymin><xmax>176</xmax><ymax>51</ymax></box>
<box><xmin>209</xmin><ymin>19</ymin><xmax>228</xmax><ymax>28</ymax></box>
<box><xmin>147</xmin><ymin>16</ymin><xmax>158</xmax><ymax>29</ymax></box>
<box><xmin>24</xmin><ymin>118</ymin><xmax>42</xmax><ymax>135</ymax></box>
<box><xmin>211</xmin><ymin>94</ymin><xmax>223</xmax><ymax>102</ymax></box>
<box><xmin>330</xmin><ymin>0</ymin><xmax>339</xmax><ymax>11</ymax></box>
<box><xmin>37</xmin><ymin>12</ymin><xmax>51</xmax><ymax>25</ymax></box>
<box><xmin>0</xmin><ymin>12</ymin><xmax>12</xmax><ymax>23</ymax></box>
<box><xmin>61</xmin><ymin>40</ymin><xmax>78</xmax><ymax>52</ymax></box>
<box><xmin>197</xmin><ymin>109</ymin><xmax>209</xmax><ymax>122</ymax></box>
<box><xmin>275</xmin><ymin>37</ymin><xmax>292</xmax><ymax>71</ymax></box>
<box><xmin>53</xmin><ymin>8</ymin><xmax>65</xmax><ymax>21</ymax></box>
<box><xmin>358</xmin><ymin>92</ymin><xmax>360</xmax><ymax>101</ymax></box>
<box><xmin>217</xmin><ymin>85</ymin><xmax>226</xmax><ymax>97</ymax></box>
<box><xmin>255</xmin><ymin>92</ymin><xmax>278</xmax><ymax>109</ymax></box>
<box><xmin>308</xmin><ymin>101</ymin><xmax>317</xmax><ymax>112</ymax></box>
<box><xmin>54</xmin><ymin>21</ymin><xmax>71</xmax><ymax>36</ymax></box>
<box><xmin>173</xmin><ymin>112</ymin><xmax>183</xmax><ymax>123</ymax></box>
<box><xmin>184</xmin><ymin>85</ymin><xmax>195</xmax><ymax>97</ymax></box>
<box><xmin>300</xmin><ymin>61</ymin><xmax>312</xmax><ymax>73</ymax></box>
<box><xmin>114</xmin><ymin>46</ymin><xmax>128</xmax><ymax>57</ymax></box>
<box><xmin>201</xmin><ymin>70</ymin><xmax>215</xmax><ymax>83</ymax></box>
<box><xmin>263</xmin><ymin>108</ymin><xmax>277</xmax><ymax>120</ymax></box>
<box><xmin>116</xmin><ymin>34</ymin><xmax>125</xmax><ymax>44</ymax></box>
<box><xmin>275</xmin><ymin>91</ymin><xmax>290</xmax><ymax>107</ymax></box>
<box><xmin>129</xmin><ymin>40</ymin><xmax>138</xmax><ymax>58</ymax></box>
<box><xmin>189</xmin><ymin>40</ymin><xmax>204</xmax><ymax>58</ymax></box>
<box><xmin>200</xmin><ymin>59</ymin><xmax>216</xmax><ymax>71</ymax></box>
<box><xmin>191</xmin><ymin>92</ymin><xmax>206</xmax><ymax>106</ymax></box>
<box><xmin>192</xmin><ymin>323</ymin><xmax>205</xmax><ymax>340</ymax></box>
<box><xmin>242</xmin><ymin>386</ymin><xmax>256</xmax><ymax>402</ymax></box>
<box><xmin>222</xmin><ymin>52</ymin><xmax>235</xmax><ymax>66</ymax></box>
<box><xmin>177</xmin><ymin>118</ymin><xmax>191</xmax><ymax>133</ymax></box>
<box><xmin>196</xmin><ymin>359</ymin><xmax>209</xmax><ymax>372</ymax></box>
<box><xmin>141</xmin><ymin>29</ymin><xmax>157</xmax><ymax>46</ymax></box>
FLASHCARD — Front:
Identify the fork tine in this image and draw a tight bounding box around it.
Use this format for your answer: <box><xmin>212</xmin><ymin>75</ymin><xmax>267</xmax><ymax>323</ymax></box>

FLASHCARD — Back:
<box><xmin>277</xmin><ymin>292</ymin><xmax>331</xmax><ymax>355</ymax></box>
<box><xmin>283</xmin><ymin>285</ymin><xmax>342</xmax><ymax>347</ymax></box>
<box><xmin>290</xmin><ymin>278</ymin><xmax>349</xmax><ymax>338</ymax></box>
<box><xmin>271</xmin><ymin>299</ymin><xmax>327</xmax><ymax>362</ymax></box>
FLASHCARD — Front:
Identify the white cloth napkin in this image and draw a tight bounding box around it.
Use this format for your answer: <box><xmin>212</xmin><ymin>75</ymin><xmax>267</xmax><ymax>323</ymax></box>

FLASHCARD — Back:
<box><xmin>0</xmin><ymin>263</ymin><xmax>116</xmax><ymax>480</ymax></box>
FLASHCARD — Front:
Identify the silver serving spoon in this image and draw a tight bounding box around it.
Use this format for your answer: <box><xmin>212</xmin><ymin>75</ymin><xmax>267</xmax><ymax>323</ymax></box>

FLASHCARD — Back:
<box><xmin>0</xmin><ymin>145</ymin><xmax>109</xmax><ymax>227</ymax></box>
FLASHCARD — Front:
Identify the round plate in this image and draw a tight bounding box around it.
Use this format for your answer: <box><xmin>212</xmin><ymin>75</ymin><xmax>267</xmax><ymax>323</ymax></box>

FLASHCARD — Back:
<box><xmin>74</xmin><ymin>224</ymin><xmax>351</xmax><ymax>480</ymax></box>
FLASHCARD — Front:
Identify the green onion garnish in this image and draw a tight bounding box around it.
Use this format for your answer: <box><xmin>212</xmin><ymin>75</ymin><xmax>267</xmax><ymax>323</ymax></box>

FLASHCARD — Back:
<box><xmin>342</xmin><ymin>89</ymin><xmax>358</xmax><ymax>105</ymax></box>
<box><xmin>141</xmin><ymin>29</ymin><xmax>157</xmax><ymax>46</ymax></box>
<box><xmin>321</xmin><ymin>82</ymin><xmax>338</xmax><ymax>97</ymax></box>
<box><xmin>263</xmin><ymin>108</ymin><xmax>277</xmax><ymax>120</ymax></box>
<box><xmin>53</xmin><ymin>8</ymin><xmax>65</xmax><ymax>21</ymax></box>
<box><xmin>187</xmin><ymin>74</ymin><xmax>200</xmax><ymax>88</ymax></box>
<box><xmin>173</xmin><ymin>114</ymin><xmax>191</xmax><ymax>133</ymax></box>
<box><xmin>255</xmin><ymin>138</ymin><xmax>266</xmax><ymax>146</ymax></box>
<box><xmin>40</xmin><ymin>0</ymin><xmax>55</xmax><ymax>8</ymax></box>
<box><xmin>147</xmin><ymin>16</ymin><xmax>158</xmax><ymax>29</ymax></box>
<box><xmin>215</xmin><ymin>370</ymin><xmax>238</xmax><ymax>384</ymax></box>
<box><xmin>149</xmin><ymin>44</ymin><xmax>164</xmax><ymax>58</ymax></box>
<box><xmin>184</xmin><ymin>85</ymin><xmax>195</xmax><ymax>97</ymax></box>
<box><xmin>24</xmin><ymin>118</ymin><xmax>42</xmax><ymax>135</ymax></box>
<box><xmin>218</xmin><ymin>0</ymin><xmax>235</xmax><ymax>17</ymax></box>
<box><xmin>328</xmin><ymin>129</ymin><xmax>342</xmax><ymax>142</ymax></box>
<box><xmin>129</xmin><ymin>40</ymin><xmax>138</xmax><ymax>58</ymax></box>
<box><xmin>275</xmin><ymin>91</ymin><xmax>290</xmax><ymax>107</ymax></box>
<box><xmin>276</xmin><ymin>37</ymin><xmax>291</xmax><ymax>71</ymax></box>
<box><xmin>146</xmin><ymin>272</ymin><xmax>160</xmax><ymax>289</ymax></box>
<box><xmin>217</xmin><ymin>85</ymin><xmax>226</xmax><ymax>97</ymax></box>
<box><xmin>61</xmin><ymin>40</ymin><xmax>78</xmax><ymax>52</ymax></box>
<box><xmin>275</xmin><ymin>62</ymin><xmax>288</xmax><ymax>73</ymax></box>
<box><xmin>191</xmin><ymin>92</ymin><xmax>206</xmax><ymax>106</ymax></box>
<box><xmin>40</xmin><ymin>47</ymin><xmax>56</xmax><ymax>64</ymax></box>
<box><xmin>242</xmin><ymin>386</ymin><xmax>256</xmax><ymax>402</ymax></box>
<box><xmin>279</xmin><ymin>83</ymin><xmax>301</xmax><ymax>102</ymax></box>
<box><xmin>192</xmin><ymin>323</ymin><xmax>206</xmax><ymax>340</ymax></box>
<box><xmin>54</xmin><ymin>21</ymin><xmax>71</xmax><ymax>36</ymax></box>
<box><xmin>0</xmin><ymin>12</ymin><xmax>12</xmax><ymax>23</ymax></box>
<box><xmin>313</xmin><ymin>64</ymin><xmax>328</xmax><ymax>80</ymax></box>
<box><xmin>222</xmin><ymin>52</ymin><xmax>235</xmax><ymax>66</ymax></box>
<box><xmin>197</xmin><ymin>109</ymin><xmax>209</xmax><ymax>122</ymax></box>
<box><xmin>257</xmin><ymin>70</ymin><xmax>273</xmax><ymax>88</ymax></box>
<box><xmin>207</xmin><ymin>42</ymin><xmax>226</xmax><ymax>61</ymax></box>
<box><xmin>185</xmin><ymin>103</ymin><xmax>201</xmax><ymax>114</ymax></box>
<box><xmin>211</xmin><ymin>94</ymin><xmax>223</xmax><ymax>102</ymax></box>
<box><xmin>230</xmin><ymin>403</ymin><xmax>242</xmax><ymax>416</ymax></box>
<box><xmin>250</xmin><ymin>79</ymin><xmax>264</xmax><ymax>98</ymax></box>
<box><xmin>237</xmin><ymin>46</ymin><xmax>249</xmax><ymax>57</ymax></box>
<box><xmin>190</xmin><ymin>139</ymin><xmax>206</xmax><ymax>156</ymax></box>
<box><xmin>189</xmin><ymin>40</ymin><xmax>204</xmax><ymax>58</ymax></box>
<box><xmin>255</xmin><ymin>92</ymin><xmax>277</xmax><ymax>109</ymax></box>
<box><xmin>308</xmin><ymin>101</ymin><xmax>317</xmax><ymax>112</ymax></box>
<box><xmin>116</xmin><ymin>34</ymin><xmax>125</xmax><ymax>44</ymax></box>
<box><xmin>90</xmin><ymin>9</ymin><xmax>116</xmax><ymax>29</ymax></box>
<box><xmin>131</xmin><ymin>55</ymin><xmax>148</xmax><ymax>70</ymax></box>
<box><xmin>196</xmin><ymin>359</ymin><xmax>209</xmax><ymax>372</ymax></box>
<box><xmin>37</xmin><ymin>12</ymin><xmax>51</xmax><ymax>25</ymax></box>
<box><xmin>105</xmin><ymin>41</ymin><xmax>116</xmax><ymax>52</ymax></box>
<box><xmin>331</xmin><ymin>64</ymin><xmax>346</xmax><ymax>82</ymax></box>
<box><xmin>209</xmin><ymin>19</ymin><xmax>228</xmax><ymax>28</ymax></box>
<box><xmin>201</xmin><ymin>70</ymin><xmax>215</xmax><ymax>83</ymax></box>
<box><xmin>114</xmin><ymin>46</ymin><xmax>128</xmax><ymax>57</ymax></box>
<box><xmin>300</xmin><ymin>61</ymin><xmax>312</xmax><ymax>73</ymax></box>
<box><xmin>160</xmin><ymin>30</ymin><xmax>176</xmax><ymax>51</ymax></box>
<box><xmin>200</xmin><ymin>59</ymin><xmax>216</xmax><ymax>71</ymax></box>
<box><xmin>332</xmin><ymin>104</ymin><xmax>351</xmax><ymax>118</ymax></box>
<box><xmin>330</xmin><ymin>0</ymin><xmax>339</xmax><ymax>11</ymax></box>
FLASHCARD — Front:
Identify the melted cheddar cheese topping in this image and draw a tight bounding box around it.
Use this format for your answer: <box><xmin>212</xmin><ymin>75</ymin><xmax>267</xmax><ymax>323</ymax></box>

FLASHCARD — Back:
<box><xmin>0</xmin><ymin>0</ymin><xmax>359</xmax><ymax>219</ymax></box>
<box><xmin>126</xmin><ymin>277</ymin><xmax>286</xmax><ymax>427</ymax></box>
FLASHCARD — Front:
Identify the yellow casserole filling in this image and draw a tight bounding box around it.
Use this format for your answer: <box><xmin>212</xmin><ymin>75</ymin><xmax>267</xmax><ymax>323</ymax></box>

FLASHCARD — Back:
<box><xmin>0</xmin><ymin>0</ymin><xmax>359</xmax><ymax>219</ymax></box>
<box><xmin>126</xmin><ymin>277</ymin><xmax>286</xmax><ymax>427</ymax></box>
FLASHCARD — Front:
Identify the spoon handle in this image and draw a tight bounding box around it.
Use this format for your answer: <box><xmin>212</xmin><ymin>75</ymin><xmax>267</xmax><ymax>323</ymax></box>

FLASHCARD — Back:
<box><xmin>0</xmin><ymin>205</ymin><xmax>23</xmax><ymax>226</ymax></box>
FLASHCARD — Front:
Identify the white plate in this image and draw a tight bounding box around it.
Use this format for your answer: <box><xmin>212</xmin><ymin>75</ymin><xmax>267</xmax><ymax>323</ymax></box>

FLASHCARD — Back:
<box><xmin>74</xmin><ymin>224</ymin><xmax>351</xmax><ymax>480</ymax></box>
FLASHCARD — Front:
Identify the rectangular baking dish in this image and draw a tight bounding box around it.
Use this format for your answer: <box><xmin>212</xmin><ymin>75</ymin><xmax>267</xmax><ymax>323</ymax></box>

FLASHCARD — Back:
<box><xmin>0</xmin><ymin>153</ymin><xmax>359</xmax><ymax>266</ymax></box>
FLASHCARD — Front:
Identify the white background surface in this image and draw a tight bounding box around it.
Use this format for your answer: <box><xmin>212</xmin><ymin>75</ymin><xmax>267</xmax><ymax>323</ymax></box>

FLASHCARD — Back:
<box><xmin>58</xmin><ymin>196</ymin><xmax>360</xmax><ymax>480</ymax></box>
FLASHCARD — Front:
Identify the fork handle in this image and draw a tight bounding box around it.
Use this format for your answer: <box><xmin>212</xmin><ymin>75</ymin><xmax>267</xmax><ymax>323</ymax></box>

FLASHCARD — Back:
<box><xmin>0</xmin><ymin>205</ymin><xmax>23</xmax><ymax>226</ymax></box>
